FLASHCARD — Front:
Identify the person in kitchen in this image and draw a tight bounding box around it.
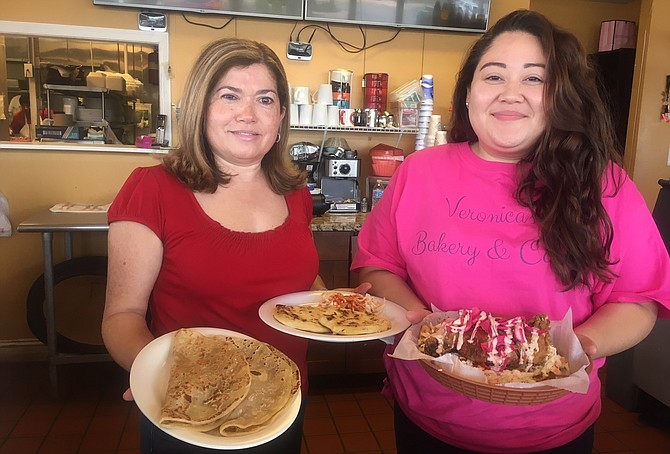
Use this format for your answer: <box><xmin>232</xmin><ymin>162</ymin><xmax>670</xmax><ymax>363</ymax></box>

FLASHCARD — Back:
<box><xmin>102</xmin><ymin>38</ymin><xmax>365</xmax><ymax>453</ymax></box>
<box><xmin>9</xmin><ymin>94</ymin><xmax>30</xmax><ymax>137</ymax></box>
<box><xmin>352</xmin><ymin>9</ymin><xmax>670</xmax><ymax>454</ymax></box>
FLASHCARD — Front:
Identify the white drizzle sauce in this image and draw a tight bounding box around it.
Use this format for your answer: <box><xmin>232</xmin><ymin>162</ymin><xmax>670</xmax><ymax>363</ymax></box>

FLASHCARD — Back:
<box><xmin>437</xmin><ymin>309</ymin><xmax>546</xmax><ymax>372</ymax></box>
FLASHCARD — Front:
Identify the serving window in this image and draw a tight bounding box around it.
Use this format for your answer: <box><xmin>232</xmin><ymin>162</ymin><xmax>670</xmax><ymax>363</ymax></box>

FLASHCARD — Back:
<box><xmin>0</xmin><ymin>21</ymin><xmax>170</xmax><ymax>147</ymax></box>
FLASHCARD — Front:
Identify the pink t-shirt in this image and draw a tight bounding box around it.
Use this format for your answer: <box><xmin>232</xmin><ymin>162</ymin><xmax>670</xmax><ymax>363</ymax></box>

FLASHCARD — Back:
<box><xmin>352</xmin><ymin>142</ymin><xmax>670</xmax><ymax>452</ymax></box>
<box><xmin>108</xmin><ymin>165</ymin><xmax>319</xmax><ymax>388</ymax></box>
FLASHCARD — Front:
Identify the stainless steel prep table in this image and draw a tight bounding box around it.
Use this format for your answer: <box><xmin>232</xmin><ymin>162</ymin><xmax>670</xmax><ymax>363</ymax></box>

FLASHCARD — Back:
<box><xmin>18</xmin><ymin>211</ymin><xmax>110</xmax><ymax>397</ymax></box>
<box><xmin>17</xmin><ymin>210</ymin><xmax>368</xmax><ymax>396</ymax></box>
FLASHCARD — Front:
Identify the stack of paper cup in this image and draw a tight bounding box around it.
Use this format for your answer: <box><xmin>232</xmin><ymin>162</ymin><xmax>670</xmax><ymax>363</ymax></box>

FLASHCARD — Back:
<box><xmin>415</xmin><ymin>75</ymin><xmax>434</xmax><ymax>151</ymax></box>
<box><xmin>436</xmin><ymin>130</ymin><xmax>448</xmax><ymax>145</ymax></box>
<box><xmin>421</xmin><ymin>74</ymin><xmax>434</xmax><ymax>100</ymax></box>
<box><xmin>426</xmin><ymin>114</ymin><xmax>441</xmax><ymax>147</ymax></box>
<box><xmin>415</xmin><ymin>101</ymin><xmax>432</xmax><ymax>151</ymax></box>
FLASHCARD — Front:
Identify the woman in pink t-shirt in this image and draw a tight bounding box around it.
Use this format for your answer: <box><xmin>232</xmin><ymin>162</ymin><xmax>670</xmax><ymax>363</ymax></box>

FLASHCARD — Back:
<box><xmin>353</xmin><ymin>10</ymin><xmax>670</xmax><ymax>454</ymax></box>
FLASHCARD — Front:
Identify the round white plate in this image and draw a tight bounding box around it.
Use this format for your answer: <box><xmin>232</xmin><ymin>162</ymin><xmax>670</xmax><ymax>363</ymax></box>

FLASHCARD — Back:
<box><xmin>258</xmin><ymin>291</ymin><xmax>411</xmax><ymax>342</ymax></box>
<box><xmin>129</xmin><ymin>327</ymin><xmax>301</xmax><ymax>450</ymax></box>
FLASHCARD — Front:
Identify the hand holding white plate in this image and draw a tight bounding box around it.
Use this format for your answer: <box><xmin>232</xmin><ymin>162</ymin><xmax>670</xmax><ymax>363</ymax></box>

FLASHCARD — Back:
<box><xmin>258</xmin><ymin>291</ymin><xmax>411</xmax><ymax>342</ymax></box>
<box><xmin>129</xmin><ymin>327</ymin><xmax>301</xmax><ymax>450</ymax></box>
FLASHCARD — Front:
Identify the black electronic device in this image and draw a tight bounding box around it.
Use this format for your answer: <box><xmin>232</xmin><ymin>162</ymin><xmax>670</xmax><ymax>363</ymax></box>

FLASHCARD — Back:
<box><xmin>94</xmin><ymin>0</ymin><xmax>303</xmax><ymax>20</ymax></box>
<box><xmin>321</xmin><ymin>177</ymin><xmax>360</xmax><ymax>209</ymax></box>
<box><xmin>304</xmin><ymin>0</ymin><xmax>491</xmax><ymax>33</ymax></box>
<box><xmin>138</xmin><ymin>11</ymin><xmax>167</xmax><ymax>31</ymax></box>
<box><xmin>287</xmin><ymin>42</ymin><xmax>313</xmax><ymax>61</ymax></box>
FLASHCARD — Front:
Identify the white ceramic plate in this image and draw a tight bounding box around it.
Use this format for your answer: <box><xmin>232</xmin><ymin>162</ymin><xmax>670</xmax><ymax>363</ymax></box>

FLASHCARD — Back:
<box><xmin>129</xmin><ymin>327</ymin><xmax>301</xmax><ymax>450</ymax></box>
<box><xmin>258</xmin><ymin>291</ymin><xmax>411</xmax><ymax>342</ymax></box>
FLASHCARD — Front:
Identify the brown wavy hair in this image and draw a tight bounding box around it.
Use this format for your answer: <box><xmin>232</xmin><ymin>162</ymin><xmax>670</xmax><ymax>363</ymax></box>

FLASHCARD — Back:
<box><xmin>163</xmin><ymin>38</ymin><xmax>305</xmax><ymax>194</ymax></box>
<box><xmin>449</xmin><ymin>10</ymin><xmax>622</xmax><ymax>290</ymax></box>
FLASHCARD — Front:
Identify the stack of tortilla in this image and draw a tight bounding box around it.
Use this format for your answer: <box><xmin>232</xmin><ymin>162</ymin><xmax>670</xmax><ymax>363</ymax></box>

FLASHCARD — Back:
<box><xmin>159</xmin><ymin>328</ymin><xmax>300</xmax><ymax>437</ymax></box>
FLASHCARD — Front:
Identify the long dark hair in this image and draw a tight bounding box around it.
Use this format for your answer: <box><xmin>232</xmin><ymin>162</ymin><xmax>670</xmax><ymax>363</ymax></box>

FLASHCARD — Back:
<box><xmin>449</xmin><ymin>10</ymin><xmax>622</xmax><ymax>290</ymax></box>
<box><xmin>163</xmin><ymin>38</ymin><xmax>304</xmax><ymax>194</ymax></box>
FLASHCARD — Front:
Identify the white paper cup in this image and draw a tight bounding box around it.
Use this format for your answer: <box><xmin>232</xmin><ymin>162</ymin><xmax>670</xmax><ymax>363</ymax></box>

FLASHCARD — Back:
<box><xmin>312</xmin><ymin>103</ymin><xmax>328</xmax><ymax>126</ymax></box>
<box><xmin>293</xmin><ymin>86</ymin><xmax>310</xmax><ymax>105</ymax></box>
<box><xmin>290</xmin><ymin>104</ymin><xmax>299</xmax><ymax>125</ymax></box>
<box><xmin>299</xmin><ymin>104</ymin><xmax>313</xmax><ymax>125</ymax></box>
<box><xmin>327</xmin><ymin>105</ymin><xmax>340</xmax><ymax>126</ymax></box>
<box><xmin>312</xmin><ymin>83</ymin><xmax>334</xmax><ymax>105</ymax></box>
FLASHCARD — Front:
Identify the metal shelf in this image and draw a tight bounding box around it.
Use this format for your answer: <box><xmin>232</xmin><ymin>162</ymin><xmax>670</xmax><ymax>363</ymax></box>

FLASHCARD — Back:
<box><xmin>44</xmin><ymin>84</ymin><xmax>109</xmax><ymax>94</ymax></box>
<box><xmin>290</xmin><ymin>125</ymin><xmax>418</xmax><ymax>134</ymax></box>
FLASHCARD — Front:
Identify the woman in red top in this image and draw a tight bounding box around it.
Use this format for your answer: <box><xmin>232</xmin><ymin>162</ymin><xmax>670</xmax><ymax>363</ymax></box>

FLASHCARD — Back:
<box><xmin>103</xmin><ymin>38</ymin><xmax>359</xmax><ymax>454</ymax></box>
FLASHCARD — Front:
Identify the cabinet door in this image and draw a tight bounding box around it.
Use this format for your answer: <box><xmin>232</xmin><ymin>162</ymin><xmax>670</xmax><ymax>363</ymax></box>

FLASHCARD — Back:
<box><xmin>345</xmin><ymin>341</ymin><xmax>387</xmax><ymax>374</ymax></box>
<box><xmin>307</xmin><ymin>341</ymin><xmax>346</xmax><ymax>375</ymax></box>
<box><xmin>349</xmin><ymin>235</ymin><xmax>360</xmax><ymax>287</ymax></box>
<box><xmin>314</xmin><ymin>231</ymin><xmax>351</xmax><ymax>289</ymax></box>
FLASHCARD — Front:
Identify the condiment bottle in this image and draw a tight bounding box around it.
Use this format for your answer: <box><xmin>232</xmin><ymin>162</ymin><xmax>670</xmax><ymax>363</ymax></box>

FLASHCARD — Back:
<box><xmin>155</xmin><ymin>114</ymin><xmax>167</xmax><ymax>146</ymax></box>
<box><xmin>360</xmin><ymin>197</ymin><xmax>368</xmax><ymax>213</ymax></box>
<box><xmin>371</xmin><ymin>180</ymin><xmax>385</xmax><ymax>209</ymax></box>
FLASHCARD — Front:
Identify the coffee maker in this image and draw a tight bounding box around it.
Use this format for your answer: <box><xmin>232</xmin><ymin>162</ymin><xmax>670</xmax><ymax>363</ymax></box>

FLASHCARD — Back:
<box><xmin>320</xmin><ymin>157</ymin><xmax>361</xmax><ymax>213</ymax></box>
<box><xmin>289</xmin><ymin>142</ymin><xmax>320</xmax><ymax>184</ymax></box>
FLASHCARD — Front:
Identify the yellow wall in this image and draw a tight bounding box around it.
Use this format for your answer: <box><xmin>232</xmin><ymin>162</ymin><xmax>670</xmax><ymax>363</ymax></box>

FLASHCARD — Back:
<box><xmin>1</xmin><ymin>0</ymin><xmax>668</xmax><ymax>345</ymax></box>
<box><xmin>626</xmin><ymin>0</ymin><xmax>670</xmax><ymax>209</ymax></box>
<box><xmin>0</xmin><ymin>150</ymin><xmax>162</xmax><ymax>342</ymax></box>
<box><xmin>531</xmin><ymin>0</ymin><xmax>641</xmax><ymax>53</ymax></box>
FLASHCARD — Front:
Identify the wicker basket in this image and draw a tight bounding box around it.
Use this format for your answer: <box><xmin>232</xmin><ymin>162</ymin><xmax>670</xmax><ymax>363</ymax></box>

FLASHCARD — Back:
<box><xmin>419</xmin><ymin>359</ymin><xmax>569</xmax><ymax>405</ymax></box>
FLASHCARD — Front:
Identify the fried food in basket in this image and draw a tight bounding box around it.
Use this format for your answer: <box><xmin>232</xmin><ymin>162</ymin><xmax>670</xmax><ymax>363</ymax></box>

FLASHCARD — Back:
<box><xmin>417</xmin><ymin>308</ymin><xmax>569</xmax><ymax>384</ymax></box>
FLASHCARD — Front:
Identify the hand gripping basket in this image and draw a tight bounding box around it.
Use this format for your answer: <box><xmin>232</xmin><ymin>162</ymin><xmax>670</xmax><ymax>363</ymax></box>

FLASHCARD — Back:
<box><xmin>419</xmin><ymin>359</ymin><xmax>570</xmax><ymax>405</ymax></box>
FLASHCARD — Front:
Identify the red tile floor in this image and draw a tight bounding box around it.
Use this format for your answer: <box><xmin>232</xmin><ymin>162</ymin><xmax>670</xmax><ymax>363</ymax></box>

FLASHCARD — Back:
<box><xmin>0</xmin><ymin>361</ymin><xmax>669</xmax><ymax>454</ymax></box>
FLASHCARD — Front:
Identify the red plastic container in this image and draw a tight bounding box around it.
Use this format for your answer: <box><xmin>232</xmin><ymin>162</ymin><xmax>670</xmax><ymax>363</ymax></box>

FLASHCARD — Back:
<box><xmin>364</xmin><ymin>73</ymin><xmax>389</xmax><ymax>112</ymax></box>
<box><xmin>370</xmin><ymin>143</ymin><xmax>404</xmax><ymax>177</ymax></box>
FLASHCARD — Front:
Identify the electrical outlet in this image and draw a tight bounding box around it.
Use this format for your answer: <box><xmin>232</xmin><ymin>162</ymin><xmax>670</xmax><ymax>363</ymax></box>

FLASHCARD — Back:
<box><xmin>287</xmin><ymin>42</ymin><xmax>313</xmax><ymax>61</ymax></box>
<box><xmin>23</xmin><ymin>63</ymin><xmax>33</xmax><ymax>78</ymax></box>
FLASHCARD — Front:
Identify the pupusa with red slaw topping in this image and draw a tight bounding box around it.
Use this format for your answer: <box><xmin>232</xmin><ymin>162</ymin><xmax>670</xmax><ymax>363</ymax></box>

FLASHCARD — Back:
<box><xmin>417</xmin><ymin>308</ymin><xmax>569</xmax><ymax>384</ymax></box>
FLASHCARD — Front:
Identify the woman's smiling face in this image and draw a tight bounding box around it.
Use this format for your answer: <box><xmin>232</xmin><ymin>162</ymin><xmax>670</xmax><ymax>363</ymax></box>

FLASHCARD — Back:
<box><xmin>467</xmin><ymin>31</ymin><xmax>548</xmax><ymax>163</ymax></box>
<box><xmin>205</xmin><ymin>63</ymin><xmax>285</xmax><ymax>169</ymax></box>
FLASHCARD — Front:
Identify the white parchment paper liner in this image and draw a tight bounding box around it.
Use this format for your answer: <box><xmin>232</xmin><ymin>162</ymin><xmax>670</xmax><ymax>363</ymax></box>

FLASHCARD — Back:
<box><xmin>390</xmin><ymin>308</ymin><xmax>591</xmax><ymax>393</ymax></box>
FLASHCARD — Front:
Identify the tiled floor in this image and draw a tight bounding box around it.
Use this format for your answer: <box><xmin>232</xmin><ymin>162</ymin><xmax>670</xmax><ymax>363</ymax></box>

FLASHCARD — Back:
<box><xmin>0</xmin><ymin>361</ymin><xmax>669</xmax><ymax>454</ymax></box>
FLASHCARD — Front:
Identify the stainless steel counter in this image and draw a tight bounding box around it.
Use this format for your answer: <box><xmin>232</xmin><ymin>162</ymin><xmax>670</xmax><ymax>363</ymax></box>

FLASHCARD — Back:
<box><xmin>18</xmin><ymin>209</ymin><xmax>368</xmax><ymax>395</ymax></box>
<box><xmin>17</xmin><ymin>211</ymin><xmax>110</xmax><ymax>397</ymax></box>
<box><xmin>0</xmin><ymin>141</ymin><xmax>169</xmax><ymax>155</ymax></box>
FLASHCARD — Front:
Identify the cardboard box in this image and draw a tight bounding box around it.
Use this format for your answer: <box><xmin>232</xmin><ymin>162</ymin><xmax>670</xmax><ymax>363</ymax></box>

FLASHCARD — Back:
<box><xmin>599</xmin><ymin>20</ymin><xmax>636</xmax><ymax>52</ymax></box>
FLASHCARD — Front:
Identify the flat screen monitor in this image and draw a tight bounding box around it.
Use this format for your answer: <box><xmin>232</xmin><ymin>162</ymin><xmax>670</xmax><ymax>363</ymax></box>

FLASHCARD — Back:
<box><xmin>92</xmin><ymin>0</ymin><xmax>303</xmax><ymax>21</ymax></box>
<box><xmin>305</xmin><ymin>0</ymin><xmax>491</xmax><ymax>33</ymax></box>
